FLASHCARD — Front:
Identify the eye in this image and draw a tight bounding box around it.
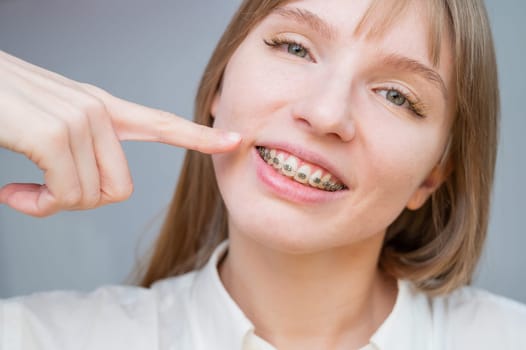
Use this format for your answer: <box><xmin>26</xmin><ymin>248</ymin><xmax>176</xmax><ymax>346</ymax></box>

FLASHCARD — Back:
<box><xmin>286</xmin><ymin>42</ymin><xmax>308</xmax><ymax>58</ymax></box>
<box><xmin>386</xmin><ymin>89</ymin><xmax>406</xmax><ymax>106</ymax></box>
<box><xmin>264</xmin><ymin>36</ymin><xmax>314</xmax><ymax>62</ymax></box>
<box><xmin>376</xmin><ymin>88</ymin><xmax>426</xmax><ymax>118</ymax></box>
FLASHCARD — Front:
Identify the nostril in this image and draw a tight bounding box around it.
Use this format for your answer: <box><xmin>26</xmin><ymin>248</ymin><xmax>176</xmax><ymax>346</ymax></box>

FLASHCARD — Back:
<box><xmin>327</xmin><ymin>132</ymin><xmax>341</xmax><ymax>140</ymax></box>
<box><xmin>294</xmin><ymin>116</ymin><xmax>312</xmax><ymax>128</ymax></box>
<box><xmin>292</xmin><ymin>108</ymin><xmax>355</xmax><ymax>142</ymax></box>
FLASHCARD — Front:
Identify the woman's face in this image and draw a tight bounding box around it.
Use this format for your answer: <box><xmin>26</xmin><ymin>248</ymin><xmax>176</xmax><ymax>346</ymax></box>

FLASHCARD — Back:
<box><xmin>211</xmin><ymin>0</ymin><xmax>454</xmax><ymax>253</ymax></box>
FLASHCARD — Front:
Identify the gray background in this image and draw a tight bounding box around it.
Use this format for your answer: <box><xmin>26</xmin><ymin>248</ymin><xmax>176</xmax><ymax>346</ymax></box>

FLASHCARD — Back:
<box><xmin>0</xmin><ymin>0</ymin><xmax>524</xmax><ymax>303</ymax></box>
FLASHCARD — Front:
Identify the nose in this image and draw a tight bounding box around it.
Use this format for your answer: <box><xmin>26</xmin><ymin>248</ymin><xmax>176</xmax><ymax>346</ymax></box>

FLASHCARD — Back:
<box><xmin>292</xmin><ymin>75</ymin><xmax>356</xmax><ymax>142</ymax></box>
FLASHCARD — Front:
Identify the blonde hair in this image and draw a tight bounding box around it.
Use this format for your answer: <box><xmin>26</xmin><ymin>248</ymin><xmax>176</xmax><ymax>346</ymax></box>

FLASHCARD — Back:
<box><xmin>140</xmin><ymin>0</ymin><xmax>499</xmax><ymax>296</ymax></box>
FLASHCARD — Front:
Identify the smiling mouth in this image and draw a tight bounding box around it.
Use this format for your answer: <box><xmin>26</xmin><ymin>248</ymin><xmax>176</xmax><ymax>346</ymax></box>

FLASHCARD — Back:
<box><xmin>256</xmin><ymin>146</ymin><xmax>347</xmax><ymax>192</ymax></box>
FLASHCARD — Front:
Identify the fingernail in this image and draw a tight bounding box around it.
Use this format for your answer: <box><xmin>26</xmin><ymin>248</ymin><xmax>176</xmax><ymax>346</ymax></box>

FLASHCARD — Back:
<box><xmin>225</xmin><ymin>131</ymin><xmax>241</xmax><ymax>143</ymax></box>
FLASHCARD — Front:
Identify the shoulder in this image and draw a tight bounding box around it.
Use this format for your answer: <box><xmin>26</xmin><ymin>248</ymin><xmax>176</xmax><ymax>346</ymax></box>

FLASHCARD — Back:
<box><xmin>1</xmin><ymin>285</ymin><xmax>159</xmax><ymax>349</ymax></box>
<box><xmin>429</xmin><ymin>285</ymin><xmax>526</xmax><ymax>349</ymax></box>
<box><xmin>0</xmin><ymin>272</ymin><xmax>199</xmax><ymax>350</ymax></box>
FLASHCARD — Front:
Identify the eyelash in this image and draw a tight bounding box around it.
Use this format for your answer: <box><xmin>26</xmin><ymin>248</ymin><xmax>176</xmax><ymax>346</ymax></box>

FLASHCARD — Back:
<box><xmin>263</xmin><ymin>36</ymin><xmax>315</xmax><ymax>62</ymax></box>
<box><xmin>263</xmin><ymin>36</ymin><xmax>427</xmax><ymax>118</ymax></box>
<box><xmin>377</xmin><ymin>86</ymin><xmax>427</xmax><ymax>118</ymax></box>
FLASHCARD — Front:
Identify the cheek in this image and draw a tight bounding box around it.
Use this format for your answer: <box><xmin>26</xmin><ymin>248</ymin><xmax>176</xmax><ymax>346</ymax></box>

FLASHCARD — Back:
<box><xmin>357</xmin><ymin>119</ymin><xmax>446</xmax><ymax>199</ymax></box>
<box><xmin>212</xmin><ymin>46</ymin><xmax>306</xmax><ymax>133</ymax></box>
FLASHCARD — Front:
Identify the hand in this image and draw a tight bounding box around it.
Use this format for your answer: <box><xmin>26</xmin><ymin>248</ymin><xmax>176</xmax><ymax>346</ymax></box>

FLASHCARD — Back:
<box><xmin>0</xmin><ymin>50</ymin><xmax>241</xmax><ymax>217</ymax></box>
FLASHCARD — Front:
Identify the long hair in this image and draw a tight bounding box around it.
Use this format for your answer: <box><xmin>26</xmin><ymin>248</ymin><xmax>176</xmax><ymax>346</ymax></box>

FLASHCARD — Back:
<box><xmin>140</xmin><ymin>0</ymin><xmax>499</xmax><ymax>296</ymax></box>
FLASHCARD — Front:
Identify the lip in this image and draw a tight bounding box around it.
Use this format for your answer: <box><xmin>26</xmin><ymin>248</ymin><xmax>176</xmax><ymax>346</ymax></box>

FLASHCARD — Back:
<box><xmin>253</xmin><ymin>147</ymin><xmax>348</xmax><ymax>204</ymax></box>
<box><xmin>255</xmin><ymin>141</ymin><xmax>349</xmax><ymax>187</ymax></box>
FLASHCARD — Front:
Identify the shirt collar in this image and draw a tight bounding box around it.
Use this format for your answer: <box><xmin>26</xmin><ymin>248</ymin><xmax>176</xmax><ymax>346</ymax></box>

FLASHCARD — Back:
<box><xmin>369</xmin><ymin>279</ymin><xmax>433</xmax><ymax>350</ymax></box>
<box><xmin>190</xmin><ymin>241</ymin><xmax>433</xmax><ymax>350</ymax></box>
<box><xmin>190</xmin><ymin>240</ymin><xmax>257</xmax><ymax>350</ymax></box>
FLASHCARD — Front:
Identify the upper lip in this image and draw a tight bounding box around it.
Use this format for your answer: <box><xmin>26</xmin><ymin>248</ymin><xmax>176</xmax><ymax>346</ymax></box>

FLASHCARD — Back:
<box><xmin>256</xmin><ymin>141</ymin><xmax>349</xmax><ymax>187</ymax></box>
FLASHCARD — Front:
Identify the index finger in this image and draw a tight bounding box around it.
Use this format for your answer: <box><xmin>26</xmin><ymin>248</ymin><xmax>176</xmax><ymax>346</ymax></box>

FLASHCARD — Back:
<box><xmin>82</xmin><ymin>84</ymin><xmax>242</xmax><ymax>154</ymax></box>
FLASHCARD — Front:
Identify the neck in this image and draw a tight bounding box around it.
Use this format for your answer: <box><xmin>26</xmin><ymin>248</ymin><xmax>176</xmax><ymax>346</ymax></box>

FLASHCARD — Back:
<box><xmin>218</xmin><ymin>231</ymin><xmax>398</xmax><ymax>350</ymax></box>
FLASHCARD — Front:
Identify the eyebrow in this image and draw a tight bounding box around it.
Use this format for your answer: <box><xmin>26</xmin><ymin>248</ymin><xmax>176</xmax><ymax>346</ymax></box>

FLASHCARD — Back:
<box><xmin>271</xmin><ymin>7</ymin><xmax>448</xmax><ymax>100</ymax></box>
<box><xmin>380</xmin><ymin>54</ymin><xmax>448</xmax><ymax>100</ymax></box>
<box><xmin>271</xmin><ymin>7</ymin><xmax>337</xmax><ymax>40</ymax></box>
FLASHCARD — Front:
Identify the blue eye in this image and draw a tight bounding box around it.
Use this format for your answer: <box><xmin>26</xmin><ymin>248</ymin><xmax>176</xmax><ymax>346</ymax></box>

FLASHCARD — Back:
<box><xmin>386</xmin><ymin>89</ymin><xmax>407</xmax><ymax>107</ymax></box>
<box><xmin>376</xmin><ymin>88</ymin><xmax>426</xmax><ymax>118</ymax></box>
<box><xmin>286</xmin><ymin>42</ymin><xmax>308</xmax><ymax>58</ymax></box>
<box><xmin>264</xmin><ymin>37</ymin><xmax>313</xmax><ymax>61</ymax></box>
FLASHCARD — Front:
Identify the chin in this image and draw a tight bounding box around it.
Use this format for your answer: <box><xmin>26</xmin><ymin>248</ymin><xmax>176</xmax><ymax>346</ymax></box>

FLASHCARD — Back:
<box><xmin>224</xmin><ymin>202</ymin><xmax>345</xmax><ymax>255</ymax></box>
<box><xmin>212</xmin><ymin>147</ymin><xmax>386</xmax><ymax>255</ymax></box>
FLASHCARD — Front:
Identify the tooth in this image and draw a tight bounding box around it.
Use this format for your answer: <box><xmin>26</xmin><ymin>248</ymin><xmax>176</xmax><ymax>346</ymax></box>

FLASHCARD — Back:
<box><xmin>294</xmin><ymin>165</ymin><xmax>311</xmax><ymax>184</ymax></box>
<box><xmin>264</xmin><ymin>148</ymin><xmax>272</xmax><ymax>162</ymax></box>
<box><xmin>262</xmin><ymin>148</ymin><xmax>343</xmax><ymax>192</ymax></box>
<box><xmin>258</xmin><ymin>147</ymin><xmax>265</xmax><ymax>158</ymax></box>
<box><xmin>272</xmin><ymin>153</ymin><xmax>285</xmax><ymax>170</ymax></box>
<box><xmin>332</xmin><ymin>184</ymin><xmax>345</xmax><ymax>191</ymax></box>
<box><xmin>282</xmin><ymin>156</ymin><xmax>298</xmax><ymax>177</ymax></box>
<box><xmin>268</xmin><ymin>149</ymin><xmax>276</xmax><ymax>165</ymax></box>
<box><xmin>328</xmin><ymin>183</ymin><xmax>338</xmax><ymax>192</ymax></box>
<box><xmin>320</xmin><ymin>174</ymin><xmax>332</xmax><ymax>190</ymax></box>
<box><xmin>308</xmin><ymin>170</ymin><xmax>323</xmax><ymax>188</ymax></box>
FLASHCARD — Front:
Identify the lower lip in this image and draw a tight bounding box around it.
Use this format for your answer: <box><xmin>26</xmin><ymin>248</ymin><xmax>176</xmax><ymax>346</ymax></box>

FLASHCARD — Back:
<box><xmin>253</xmin><ymin>148</ymin><xmax>347</xmax><ymax>204</ymax></box>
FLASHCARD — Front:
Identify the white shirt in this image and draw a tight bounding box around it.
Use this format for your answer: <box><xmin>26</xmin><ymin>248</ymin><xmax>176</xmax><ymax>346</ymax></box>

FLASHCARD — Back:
<box><xmin>1</xmin><ymin>241</ymin><xmax>525</xmax><ymax>350</ymax></box>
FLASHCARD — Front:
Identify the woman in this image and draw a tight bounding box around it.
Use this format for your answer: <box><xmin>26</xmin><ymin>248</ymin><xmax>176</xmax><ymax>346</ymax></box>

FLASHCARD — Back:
<box><xmin>1</xmin><ymin>0</ymin><xmax>525</xmax><ymax>349</ymax></box>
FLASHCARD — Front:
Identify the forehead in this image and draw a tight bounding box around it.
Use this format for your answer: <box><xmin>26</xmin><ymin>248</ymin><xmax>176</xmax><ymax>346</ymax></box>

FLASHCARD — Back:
<box><xmin>267</xmin><ymin>0</ymin><xmax>451</xmax><ymax>68</ymax></box>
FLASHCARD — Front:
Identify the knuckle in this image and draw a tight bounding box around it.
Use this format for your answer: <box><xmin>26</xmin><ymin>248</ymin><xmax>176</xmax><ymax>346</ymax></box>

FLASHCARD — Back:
<box><xmin>156</xmin><ymin>109</ymin><xmax>174</xmax><ymax>121</ymax></box>
<box><xmin>154</xmin><ymin>110</ymin><xmax>176</xmax><ymax>143</ymax></box>
<box><xmin>82</xmin><ymin>190</ymin><xmax>101</xmax><ymax>209</ymax></box>
<box><xmin>107</xmin><ymin>182</ymin><xmax>134</xmax><ymax>203</ymax></box>
<box><xmin>81</xmin><ymin>95</ymin><xmax>106</xmax><ymax>117</ymax></box>
<box><xmin>67</xmin><ymin>96</ymin><xmax>106</xmax><ymax>128</ymax></box>
<box><xmin>67</xmin><ymin>109</ymin><xmax>91</xmax><ymax>134</ymax></box>
<box><xmin>117</xmin><ymin>182</ymin><xmax>134</xmax><ymax>201</ymax></box>
<box><xmin>73</xmin><ymin>85</ymin><xmax>110</xmax><ymax>123</ymax></box>
<box><xmin>156</xmin><ymin>110</ymin><xmax>175</xmax><ymax>127</ymax></box>
<box><xmin>77</xmin><ymin>83</ymin><xmax>111</xmax><ymax>102</ymax></box>
<box><xmin>79</xmin><ymin>82</ymin><xmax>107</xmax><ymax>96</ymax></box>
<box><xmin>60</xmin><ymin>187</ymin><xmax>82</xmax><ymax>208</ymax></box>
<box><xmin>45</xmin><ymin>119</ymin><xmax>69</xmax><ymax>149</ymax></box>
